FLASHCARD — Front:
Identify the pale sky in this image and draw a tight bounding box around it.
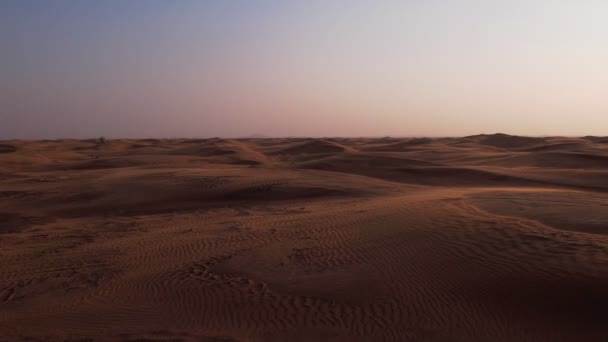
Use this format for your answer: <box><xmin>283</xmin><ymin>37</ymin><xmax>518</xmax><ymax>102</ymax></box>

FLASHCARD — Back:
<box><xmin>2</xmin><ymin>0</ymin><xmax>607</xmax><ymax>138</ymax></box>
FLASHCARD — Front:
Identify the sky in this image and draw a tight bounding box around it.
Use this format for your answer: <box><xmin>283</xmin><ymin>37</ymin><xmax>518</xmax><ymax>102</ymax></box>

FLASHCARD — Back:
<box><xmin>1</xmin><ymin>0</ymin><xmax>607</xmax><ymax>138</ymax></box>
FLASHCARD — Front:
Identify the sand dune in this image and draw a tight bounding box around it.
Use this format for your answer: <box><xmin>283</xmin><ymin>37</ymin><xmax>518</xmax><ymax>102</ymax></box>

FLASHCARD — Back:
<box><xmin>0</xmin><ymin>144</ymin><xmax>17</xmax><ymax>154</ymax></box>
<box><xmin>362</xmin><ymin>138</ymin><xmax>436</xmax><ymax>151</ymax></box>
<box><xmin>268</xmin><ymin>138</ymin><xmax>357</xmax><ymax>155</ymax></box>
<box><xmin>459</xmin><ymin>133</ymin><xmax>547</xmax><ymax>148</ymax></box>
<box><xmin>1</xmin><ymin>135</ymin><xmax>607</xmax><ymax>341</ymax></box>
<box><xmin>168</xmin><ymin>139</ymin><xmax>272</xmax><ymax>166</ymax></box>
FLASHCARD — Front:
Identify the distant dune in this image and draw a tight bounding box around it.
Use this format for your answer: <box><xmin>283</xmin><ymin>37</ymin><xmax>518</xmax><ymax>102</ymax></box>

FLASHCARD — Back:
<box><xmin>1</xmin><ymin>134</ymin><xmax>607</xmax><ymax>341</ymax></box>
<box><xmin>460</xmin><ymin>133</ymin><xmax>547</xmax><ymax>148</ymax></box>
<box><xmin>268</xmin><ymin>138</ymin><xmax>357</xmax><ymax>155</ymax></box>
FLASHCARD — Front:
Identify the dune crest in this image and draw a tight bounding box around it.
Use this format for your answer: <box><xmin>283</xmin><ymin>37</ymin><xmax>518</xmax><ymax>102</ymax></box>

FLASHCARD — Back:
<box><xmin>269</xmin><ymin>138</ymin><xmax>357</xmax><ymax>155</ymax></box>
<box><xmin>460</xmin><ymin>133</ymin><xmax>547</xmax><ymax>148</ymax></box>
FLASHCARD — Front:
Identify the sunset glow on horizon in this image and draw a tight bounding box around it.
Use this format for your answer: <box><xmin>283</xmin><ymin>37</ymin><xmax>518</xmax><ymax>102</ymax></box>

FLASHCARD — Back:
<box><xmin>2</xmin><ymin>0</ymin><xmax>607</xmax><ymax>138</ymax></box>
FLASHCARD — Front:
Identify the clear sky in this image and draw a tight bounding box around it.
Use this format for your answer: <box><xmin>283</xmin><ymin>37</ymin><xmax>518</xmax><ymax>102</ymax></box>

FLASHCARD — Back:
<box><xmin>2</xmin><ymin>0</ymin><xmax>607</xmax><ymax>138</ymax></box>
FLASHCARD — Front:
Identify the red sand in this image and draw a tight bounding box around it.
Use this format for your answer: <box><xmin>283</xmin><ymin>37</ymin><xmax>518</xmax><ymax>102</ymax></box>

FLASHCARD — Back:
<box><xmin>1</xmin><ymin>135</ymin><xmax>607</xmax><ymax>341</ymax></box>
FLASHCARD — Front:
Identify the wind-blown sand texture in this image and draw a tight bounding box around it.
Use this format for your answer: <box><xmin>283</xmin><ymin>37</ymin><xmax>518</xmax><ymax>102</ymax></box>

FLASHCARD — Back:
<box><xmin>1</xmin><ymin>134</ymin><xmax>607</xmax><ymax>341</ymax></box>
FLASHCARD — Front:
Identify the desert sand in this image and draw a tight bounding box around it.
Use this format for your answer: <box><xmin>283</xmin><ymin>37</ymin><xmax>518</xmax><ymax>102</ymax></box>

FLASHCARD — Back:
<box><xmin>0</xmin><ymin>134</ymin><xmax>607</xmax><ymax>341</ymax></box>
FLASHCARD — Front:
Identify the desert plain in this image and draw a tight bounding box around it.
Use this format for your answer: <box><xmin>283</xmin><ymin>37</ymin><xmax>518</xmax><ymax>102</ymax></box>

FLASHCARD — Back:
<box><xmin>0</xmin><ymin>134</ymin><xmax>607</xmax><ymax>341</ymax></box>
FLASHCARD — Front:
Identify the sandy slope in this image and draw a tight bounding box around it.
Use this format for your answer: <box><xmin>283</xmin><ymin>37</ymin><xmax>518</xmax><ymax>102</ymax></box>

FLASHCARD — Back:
<box><xmin>0</xmin><ymin>134</ymin><xmax>607</xmax><ymax>341</ymax></box>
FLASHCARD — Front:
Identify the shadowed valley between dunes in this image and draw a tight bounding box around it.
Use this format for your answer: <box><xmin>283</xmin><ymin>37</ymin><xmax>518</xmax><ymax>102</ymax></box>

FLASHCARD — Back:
<box><xmin>1</xmin><ymin>134</ymin><xmax>607</xmax><ymax>341</ymax></box>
